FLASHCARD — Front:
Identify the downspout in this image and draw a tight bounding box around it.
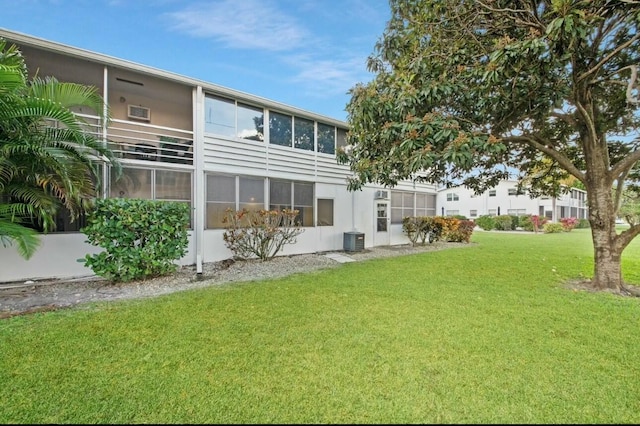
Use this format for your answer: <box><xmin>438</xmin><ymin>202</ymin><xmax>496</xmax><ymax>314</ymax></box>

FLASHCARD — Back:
<box><xmin>352</xmin><ymin>189</ymin><xmax>356</xmax><ymax>231</ymax></box>
<box><xmin>194</xmin><ymin>86</ymin><xmax>205</xmax><ymax>276</ymax></box>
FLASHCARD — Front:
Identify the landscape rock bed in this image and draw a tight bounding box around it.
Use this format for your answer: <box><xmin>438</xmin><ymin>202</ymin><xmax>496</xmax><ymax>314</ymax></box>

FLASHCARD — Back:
<box><xmin>0</xmin><ymin>242</ymin><xmax>467</xmax><ymax>318</ymax></box>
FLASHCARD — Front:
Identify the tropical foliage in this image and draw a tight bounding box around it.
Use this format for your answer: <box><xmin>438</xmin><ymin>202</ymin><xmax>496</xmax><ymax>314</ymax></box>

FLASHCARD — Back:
<box><xmin>340</xmin><ymin>1</ymin><xmax>640</xmax><ymax>292</ymax></box>
<box><xmin>0</xmin><ymin>38</ymin><xmax>119</xmax><ymax>259</ymax></box>
<box><xmin>81</xmin><ymin>199</ymin><xmax>190</xmax><ymax>282</ymax></box>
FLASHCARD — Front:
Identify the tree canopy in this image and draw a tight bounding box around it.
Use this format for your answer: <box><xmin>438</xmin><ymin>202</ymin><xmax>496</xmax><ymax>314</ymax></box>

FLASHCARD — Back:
<box><xmin>341</xmin><ymin>0</ymin><xmax>640</xmax><ymax>291</ymax></box>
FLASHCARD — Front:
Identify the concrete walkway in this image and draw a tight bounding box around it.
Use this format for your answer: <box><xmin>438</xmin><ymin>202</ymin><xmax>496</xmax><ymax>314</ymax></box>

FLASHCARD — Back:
<box><xmin>323</xmin><ymin>252</ymin><xmax>357</xmax><ymax>263</ymax></box>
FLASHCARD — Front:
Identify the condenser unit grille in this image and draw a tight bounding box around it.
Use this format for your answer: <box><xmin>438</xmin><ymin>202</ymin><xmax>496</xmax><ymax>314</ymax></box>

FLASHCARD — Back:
<box><xmin>344</xmin><ymin>232</ymin><xmax>365</xmax><ymax>252</ymax></box>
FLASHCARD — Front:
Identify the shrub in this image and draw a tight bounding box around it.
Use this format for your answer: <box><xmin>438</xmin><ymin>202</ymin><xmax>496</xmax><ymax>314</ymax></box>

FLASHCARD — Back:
<box><xmin>530</xmin><ymin>215</ymin><xmax>548</xmax><ymax>233</ymax></box>
<box><xmin>81</xmin><ymin>198</ymin><xmax>190</xmax><ymax>283</ymax></box>
<box><xmin>509</xmin><ymin>215</ymin><xmax>520</xmax><ymax>230</ymax></box>
<box><xmin>402</xmin><ymin>216</ymin><xmax>444</xmax><ymax>245</ymax></box>
<box><xmin>494</xmin><ymin>215</ymin><xmax>513</xmax><ymax>231</ymax></box>
<box><xmin>519</xmin><ymin>215</ymin><xmax>534</xmax><ymax>231</ymax></box>
<box><xmin>403</xmin><ymin>216</ymin><xmax>426</xmax><ymax>246</ymax></box>
<box><xmin>222</xmin><ymin>208</ymin><xmax>304</xmax><ymax>261</ymax></box>
<box><xmin>475</xmin><ymin>215</ymin><xmax>496</xmax><ymax>231</ymax></box>
<box><xmin>576</xmin><ymin>218</ymin><xmax>590</xmax><ymax>229</ymax></box>
<box><xmin>560</xmin><ymin>217</ymin><xmax>578</xmax><ymax>232</ymax></box>
<box><xmin>543</xmin><ymin>222</ymin><xmax>565</xmax><ymax>233</ymax></box>
<box><xmin>444</xmin><ymin>219</ymin><xmax>475</xmax><ymax>243</ymax></box>
<box><xmin>436</xmin><ymin>216</ymin><xmax>459</xmax><ymax>241</ymax></box>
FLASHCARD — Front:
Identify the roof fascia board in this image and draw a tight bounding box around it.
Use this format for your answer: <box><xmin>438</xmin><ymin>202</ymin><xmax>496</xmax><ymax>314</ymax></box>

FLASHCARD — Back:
<box><xmin>0</xmin><ymin>28</ymin><xmax>347</xmax><ymax>127</ymax></box>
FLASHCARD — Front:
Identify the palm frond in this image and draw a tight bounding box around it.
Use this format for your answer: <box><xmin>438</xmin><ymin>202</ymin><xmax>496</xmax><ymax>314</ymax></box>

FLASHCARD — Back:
<box><xmin>0</xmin><ymin>216</ymin><xmax>40</xmax><ymax>259</ymax></box>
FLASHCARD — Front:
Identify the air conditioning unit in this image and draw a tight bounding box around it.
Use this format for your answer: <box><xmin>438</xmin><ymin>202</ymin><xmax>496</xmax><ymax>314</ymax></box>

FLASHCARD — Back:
<box><xmin>127</xmin><ymin>105</ymin><xmax>150</xmax><ymax>121</ymax></box>
<box><xmin>374</xmin><ymin>190</ymin><xmax>389</xmax><ymax>200</ymax></box>
<box><xmin>343</xmin><ymin>232</ymin><xmax>365</xmax><ymax>252</ymax></box>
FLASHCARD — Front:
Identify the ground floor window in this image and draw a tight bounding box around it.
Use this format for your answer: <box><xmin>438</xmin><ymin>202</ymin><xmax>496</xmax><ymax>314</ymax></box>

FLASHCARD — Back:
<box><xmin>110</xmin><ymin>166</ymin><xmax>193</xmax><ymax>228</ymax></box>
<box><xmin>391</xmin><ymin>191</ymin><xmax>436</xmax><ymax>224</ymax></box>
<box><xmin>270</xmin><ymin>180</ymin><xmax>314</xmax><ymax>227</ymax></box>
<box><xmin>317</xmin><ymin>199</ymin><xmax>334</xmax><ymax>226</ymax></box>
<box><xmin>206</xmin><ymin>175</ymin><xmax>315</xmax><ymax>228</ymax></box>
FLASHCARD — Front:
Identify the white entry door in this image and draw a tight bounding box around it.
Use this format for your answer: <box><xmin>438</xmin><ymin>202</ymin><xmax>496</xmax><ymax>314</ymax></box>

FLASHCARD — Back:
<box><xmin>375</xmin><ymin>201</ymin><xmax>391</xmax><ymax>246</ymax></box>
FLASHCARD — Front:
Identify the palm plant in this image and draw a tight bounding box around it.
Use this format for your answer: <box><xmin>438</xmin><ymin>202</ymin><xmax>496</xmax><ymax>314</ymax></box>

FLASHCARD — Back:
<box><xmin>0</xmin><ymin>38</ymin><xmax>120</xmax><ymax>259</ymax></box>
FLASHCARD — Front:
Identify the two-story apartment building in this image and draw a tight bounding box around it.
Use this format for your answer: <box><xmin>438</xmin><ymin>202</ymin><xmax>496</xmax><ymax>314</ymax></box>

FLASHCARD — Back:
<box><xmin>436</xmin><ymin>180</ymin><xmax>588</xmax><ymax>221</ymax></box>
<box><xmin>0</xmin><ymin>29</ymin><xmax>438</xmax><ymax>283</ymax></box>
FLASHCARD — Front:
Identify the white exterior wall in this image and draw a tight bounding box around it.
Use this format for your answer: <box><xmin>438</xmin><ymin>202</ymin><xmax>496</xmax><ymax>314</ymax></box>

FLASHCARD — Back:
<box><xmin>0</xmin><ymin>232</ymin><xmax>196</xmax><ymax>282</ymax></box>
<box><xmin>0</xmin><ymin>30</ymin><xmax>437</xmax><ymax>283</ymax></box>
<box><xmin>436</xmin><ymin>180</ymin><xmax>588</xmax><ymax>221</ymax></box>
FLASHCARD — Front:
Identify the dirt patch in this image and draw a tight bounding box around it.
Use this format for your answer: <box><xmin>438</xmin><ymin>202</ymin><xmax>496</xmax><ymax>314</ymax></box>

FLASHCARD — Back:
<box><xmin>563</xmin><ymin>279</ymin><xmax>640</xmax><ymax>298</ymax></box>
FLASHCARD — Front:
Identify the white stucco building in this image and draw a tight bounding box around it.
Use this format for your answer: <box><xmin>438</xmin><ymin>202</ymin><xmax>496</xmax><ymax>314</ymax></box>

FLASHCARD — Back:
<box><xmin>436</xmin><ymin>180</ymin><xmax>588</xmax><ymax>221</ymax></box>
<box><xmin>0</xmin><ymin>29</ymin><xmax>438</xmax><ymax>283</ymax></box>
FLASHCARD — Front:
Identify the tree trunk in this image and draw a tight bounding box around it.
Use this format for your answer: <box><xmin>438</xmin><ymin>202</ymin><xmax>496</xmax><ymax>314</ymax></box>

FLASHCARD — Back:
<box><xmin>588</xmin><ymin>184</ymin><xmax>624</xmax><ymax>291</ymax></box>
<box><xmin>590</xmin><ymin>226</ymin><xmax>623</xmax><ymax>290</ymax></box>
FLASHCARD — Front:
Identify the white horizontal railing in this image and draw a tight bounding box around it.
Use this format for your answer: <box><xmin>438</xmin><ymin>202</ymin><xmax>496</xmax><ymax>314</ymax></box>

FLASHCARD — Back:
<box><xmin>106</xmin><ymin>119</ymin><xmax>194</xmax><ymax>166</ymax></box>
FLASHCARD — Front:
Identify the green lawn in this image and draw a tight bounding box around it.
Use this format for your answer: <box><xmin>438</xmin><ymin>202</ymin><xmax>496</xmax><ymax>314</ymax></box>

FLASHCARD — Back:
<box><xmin>1</xmin><ymin>230</ymin><xmax>639</xmax><ymax>424</ymax></box>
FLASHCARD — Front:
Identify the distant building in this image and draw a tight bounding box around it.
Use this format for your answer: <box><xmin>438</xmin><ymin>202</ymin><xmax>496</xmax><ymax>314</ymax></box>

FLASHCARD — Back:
<box><xmin>436</xmin><ymin>180</ymin><xmax>588</xmax><ymax>221</ymax></box>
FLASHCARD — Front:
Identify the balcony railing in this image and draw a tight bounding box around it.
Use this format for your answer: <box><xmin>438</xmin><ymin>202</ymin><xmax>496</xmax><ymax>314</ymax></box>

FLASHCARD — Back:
<box><xmin>107</xmin><ymin>119</ymin><xmax>194</xmax><ymax>166</ymax></box>
<box><xmin>55</xmin><ymin>113</ymin><xmax>194</xmax><ymax>167</ymax></box>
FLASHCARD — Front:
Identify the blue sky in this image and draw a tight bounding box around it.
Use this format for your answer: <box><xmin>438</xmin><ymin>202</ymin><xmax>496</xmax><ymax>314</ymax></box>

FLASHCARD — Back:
<box><xmin>0</xmin><ymin>0</ymin><xmax>392</xmax><ymax>122</ymax></box>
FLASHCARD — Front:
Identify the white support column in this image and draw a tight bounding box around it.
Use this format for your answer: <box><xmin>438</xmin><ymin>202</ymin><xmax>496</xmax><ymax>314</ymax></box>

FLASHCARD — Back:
<box><xmin>102</xmin><ymin>65</ymin><xmax>109</xmax><ymax>198</ymax></box>
<box><xmin>194</xmin><ymin>86</ymin><xmax>205</xmax><ymax>275</ymax></box>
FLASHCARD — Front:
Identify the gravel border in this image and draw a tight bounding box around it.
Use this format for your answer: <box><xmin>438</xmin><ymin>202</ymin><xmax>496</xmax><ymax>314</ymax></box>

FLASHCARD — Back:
<box><xmin>0</xmin><ymin>242</ymin><xmax>470</xmax><ymax>318</ymax></box>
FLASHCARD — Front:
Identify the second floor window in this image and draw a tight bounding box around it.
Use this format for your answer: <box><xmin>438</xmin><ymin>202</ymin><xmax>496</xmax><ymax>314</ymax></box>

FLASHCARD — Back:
<box><xmin>204</xmin><ymin>95</ymin><xmax>264</xmax><ymax>141</ymax></box>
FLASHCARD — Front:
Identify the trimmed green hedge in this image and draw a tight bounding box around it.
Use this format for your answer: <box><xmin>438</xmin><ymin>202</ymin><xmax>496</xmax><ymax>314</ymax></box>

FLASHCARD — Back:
<box><xmin>81</xmin><ymin>198</ymin><xmax>190</xmax><ymax>282</ymax></box>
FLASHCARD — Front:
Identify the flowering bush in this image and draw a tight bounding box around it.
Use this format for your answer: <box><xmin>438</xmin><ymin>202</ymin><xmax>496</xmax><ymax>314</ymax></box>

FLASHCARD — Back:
<box><xmin>530</xmin><ymin>215</ymin><xmax>548</xmax><ymax>233</ymax></box>
<box><xmin>560</xmin><ymin>217</ymin><xmax>578</xmax><ymax>232</ymax></box>
<box><xmin>222</xmin><ymin>208</ymin><xmax>304</xmax><ymax>261</ymax></box>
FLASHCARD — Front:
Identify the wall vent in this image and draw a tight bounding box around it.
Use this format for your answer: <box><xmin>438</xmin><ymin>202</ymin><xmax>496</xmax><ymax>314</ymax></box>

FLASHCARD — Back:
<box><xmin>374</xmin><ymin>190</ymin><xmax>389</xmax><ymax>200</ymax></box>
<box><xmin>127</xmin><ymin>105</ymin><xmax>150</xmax><ymax>121</ymax></box>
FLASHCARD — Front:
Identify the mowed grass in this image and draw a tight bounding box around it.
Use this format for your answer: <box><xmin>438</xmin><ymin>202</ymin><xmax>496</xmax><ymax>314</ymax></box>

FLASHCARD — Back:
<box><xmin>1</xmin><ymin>230</ymin><xmax>639</xmax><ymax>424</ymax></box>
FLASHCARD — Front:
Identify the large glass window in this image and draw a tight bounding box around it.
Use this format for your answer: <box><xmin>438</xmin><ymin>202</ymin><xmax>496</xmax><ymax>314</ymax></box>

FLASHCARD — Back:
<box><xmin>391</xmin><ymin>191</ymin><xmax>414</xmax><ymax>224</ymax></box>
<box><xmin>239</xmin><ymin>176</ymin><xmax>264</xmax><ymax>211</ymax></box>
<box><xmin>294</xmin><ymin>182</ymin><xmax>314</xmax><ymax>226</ymax></box>
<box><xmin>110</xmin><ymin>166</ymin><xmax>193</xmax><ymax>228</ymax></box>
<box><xmin>269</xmin><ymin>111</ymin><xmax>293</xmax><ymax>147</ymax></box>
<box><xmin>204</xmin><ymin>95</ymin><xmax>235</xmax><ymax>137</ymax></box>
<box><xmin>204</xmin><ymin>95</ymin><xmax>264</xmax><ymax>141</ymax></box>
<box><xmin>269</xmin><ymin>179</ymin><xmax>314</xmax><ymax>226</ymax></box>
<box><xmin>206</xmin><ymin>175</ymin><xmax>236</xmax><ymax>229</ymax></box>
<box><xmin>392</xmin><ymin>191</ymin><xmax>435</xmax><ymax>223</ymax></box>
<box><xmin>317</xmin><ymin>199</ymin><xmax>334</xmax><ymax>226</ymax></box>
<box><xmin>237</xmin><ymin>103</ymin><xmax>264</xmax><ymax>141</ymax></box>
<box><xmin>294</xmin><ymin>117</ymin><xmax>314</xmax><ymax>151</ymax></box>
<box><xmin>317</xmin><ymin>123</ymin><xmax>335</xmax><ymax>155</ymax></box>
<box><xmin>110</xmin><ymin>168</ymin><xmax>152</xmax><ymax>199</ymax></box>
<box><xmin>269</xmin><ymin>179</ymin><xmax>292</xmax><ymax>210</ymax></box>
<box><xmin>416</xmin><ymin>193</ymin><xmax>428</xmax><ymax>217</ymax></box>
<box><xmin>336</xmin><ymin>128</ymin><xmax>348</xmax><ymax>151</ymax></box>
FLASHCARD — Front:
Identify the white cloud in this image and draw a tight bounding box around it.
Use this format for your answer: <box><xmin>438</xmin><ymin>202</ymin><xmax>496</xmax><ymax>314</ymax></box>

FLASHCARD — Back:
<box><xmin>284</xmin><ymin>53</ymin><xmax>374</xmax><ymax>98</ymax></box>
<box><xmin>166</xmin><ymin>0</ymin><xmax>306</xmax><ymax>51</ymax></box>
